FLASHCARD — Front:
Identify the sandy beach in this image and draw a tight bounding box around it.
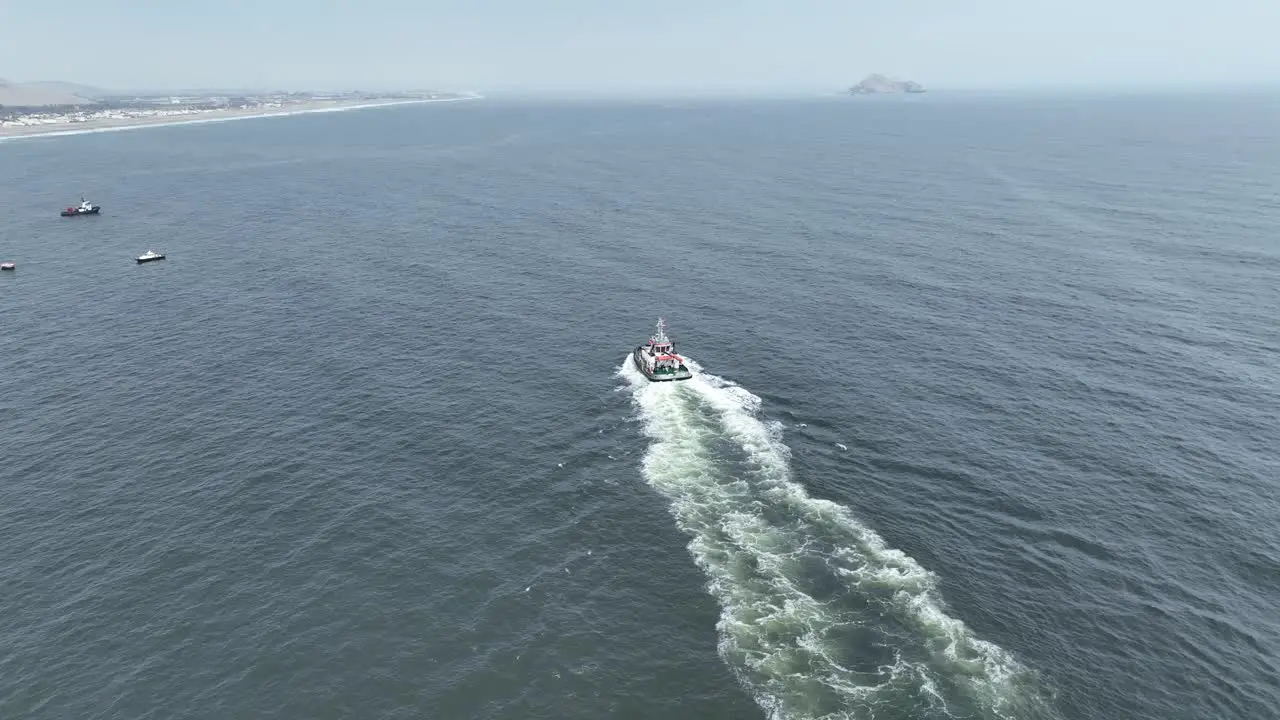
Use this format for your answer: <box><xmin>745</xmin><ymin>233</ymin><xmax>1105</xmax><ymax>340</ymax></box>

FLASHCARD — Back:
<box><xmin>0</xmin><ymin>95</ymin><xmax>479</xmax><ymax>140</ymax></box>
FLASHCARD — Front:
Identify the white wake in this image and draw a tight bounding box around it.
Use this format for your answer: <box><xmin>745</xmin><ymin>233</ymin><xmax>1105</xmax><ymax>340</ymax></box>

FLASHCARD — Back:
<box><xmin>618</xmin><ymin>356</ymin><xmax>1058</xmax><ymax>719</ymax></box>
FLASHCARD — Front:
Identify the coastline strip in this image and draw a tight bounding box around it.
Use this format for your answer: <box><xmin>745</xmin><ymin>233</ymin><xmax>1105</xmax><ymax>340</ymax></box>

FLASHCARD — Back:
<box><xmin>0</xmin><ymin>95</ymin><xmax>482</xmax><ymax>143</ymax></box>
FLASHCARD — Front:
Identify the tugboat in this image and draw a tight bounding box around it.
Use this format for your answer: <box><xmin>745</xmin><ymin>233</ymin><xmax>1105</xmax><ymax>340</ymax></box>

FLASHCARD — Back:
<box><xmin>0</xmin><ymin>262</ymin><xmax>14</xmax><ymax>271</ymax></box>
<box><xmin>60</xmin><ymin>197</ymin><xmax>101</xmax><ymax>217</ymax></box>
<box><xmin>135</xmin><ymin>250</ymin><xmax>165</xmax><ymax>264</ymax></box>
<box><xmin>633</xmin><ymin>318</ymin><xmax>693</xmax><ymax>382</ymax></box>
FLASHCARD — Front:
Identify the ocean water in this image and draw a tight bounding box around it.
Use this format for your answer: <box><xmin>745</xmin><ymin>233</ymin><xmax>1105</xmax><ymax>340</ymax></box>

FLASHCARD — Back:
<box><xmin>2</xmin><ymin>92</ymin><xmax>1278</xmax><ymax>720</ymax></box>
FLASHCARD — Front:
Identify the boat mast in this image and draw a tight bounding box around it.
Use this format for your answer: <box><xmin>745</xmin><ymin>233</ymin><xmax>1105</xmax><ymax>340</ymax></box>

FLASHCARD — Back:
<box><xmin>654</xmin><ymin>317</ymin><xmax>670</xmax><ymax>344</ymax></box>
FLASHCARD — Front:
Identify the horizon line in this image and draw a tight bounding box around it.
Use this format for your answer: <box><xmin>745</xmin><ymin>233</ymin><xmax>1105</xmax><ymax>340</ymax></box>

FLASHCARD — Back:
<box><xmin>8</xmin><ymin>79</ymin><xmax>1280</xmax><ymax>97</ymax></box>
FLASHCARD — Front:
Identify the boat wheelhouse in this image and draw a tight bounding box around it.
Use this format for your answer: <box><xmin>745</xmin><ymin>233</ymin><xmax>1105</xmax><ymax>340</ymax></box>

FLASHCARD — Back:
<box><xmin>633</xmin><ymin>318</ymin><xmax>693</xmax><ymax>382</ymax></box>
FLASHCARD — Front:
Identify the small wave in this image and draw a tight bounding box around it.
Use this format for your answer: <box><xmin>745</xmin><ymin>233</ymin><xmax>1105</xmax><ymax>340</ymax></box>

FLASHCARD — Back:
<box><xmin>618</xmin><ymin>357</ymin><xmax>1058</xmax><ymax>719</ymax></box>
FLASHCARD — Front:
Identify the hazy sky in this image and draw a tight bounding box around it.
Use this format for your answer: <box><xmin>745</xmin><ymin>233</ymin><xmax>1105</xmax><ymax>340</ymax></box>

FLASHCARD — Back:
<box><xmin>2</xmin><ymin>0</ymin><xmax>1279</xmax><ymax>93</ymax></box>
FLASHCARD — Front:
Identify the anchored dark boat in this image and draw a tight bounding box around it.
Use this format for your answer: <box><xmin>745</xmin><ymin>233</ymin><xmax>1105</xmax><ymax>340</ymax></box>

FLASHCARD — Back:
<box><xmin>60</xmin><ymin>197</ymin><xmax>101</xmax><ymax>217</ymax></box>
<box><xmin>633</xmin><ymin>318</ymin><xmax>693</xmax><ymax>382</ymax></box>
<box><xmin>135</xmin><ymin>250</ymin><xmax>165</xmax><ymax>264</ymax></box>
<box><xmin>0</xmin><ymin>262</ymin><xmax>14</xmax><ymax>271</ymax></box>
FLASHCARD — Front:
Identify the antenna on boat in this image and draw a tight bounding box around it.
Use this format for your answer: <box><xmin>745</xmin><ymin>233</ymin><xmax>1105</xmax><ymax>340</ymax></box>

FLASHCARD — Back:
<box><xmin>654</xmin><ymin>317</ymin><xmax>670</xmax><ymax>343</ymax></box>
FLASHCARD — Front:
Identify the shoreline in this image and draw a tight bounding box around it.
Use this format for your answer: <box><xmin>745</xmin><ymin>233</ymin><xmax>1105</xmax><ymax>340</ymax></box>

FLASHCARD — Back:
<box><xmin>0</xmin><ymin>94</ymin><xmax>481</xmax><ymax>142</ymax></box>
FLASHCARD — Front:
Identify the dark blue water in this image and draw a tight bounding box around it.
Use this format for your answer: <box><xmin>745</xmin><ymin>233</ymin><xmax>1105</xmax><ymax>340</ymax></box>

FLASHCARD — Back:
<box><xmin>2</xmin><ymin>93</ymin><xmax>1278</xmax><ymax>720</ymax></box>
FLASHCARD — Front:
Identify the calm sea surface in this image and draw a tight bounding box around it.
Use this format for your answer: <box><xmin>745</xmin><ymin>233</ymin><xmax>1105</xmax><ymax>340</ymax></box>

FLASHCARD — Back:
<box><xmin>2</xmin><ymin>93</ymin><xmax>1278</xmax><ymax>720</ymax></box>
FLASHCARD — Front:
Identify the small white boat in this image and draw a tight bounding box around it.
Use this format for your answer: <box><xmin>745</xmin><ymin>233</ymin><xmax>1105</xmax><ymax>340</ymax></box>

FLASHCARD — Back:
<box><xmin>0</xmin><ymin>262</ymin><xmax>14</xmax><ymax>271</ymax></box>
<box><xmin>633</xmin><ymin>318</ymin><xmax>693</xmax><ymax>382</ymax></box>
<box><xmin>135</xmin><ymin>250</ymin><xmax>165</xmax><ymax>264</ymax></box>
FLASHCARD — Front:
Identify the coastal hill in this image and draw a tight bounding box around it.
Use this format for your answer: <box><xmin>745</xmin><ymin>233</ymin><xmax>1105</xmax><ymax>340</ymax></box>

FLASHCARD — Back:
<box><xmin>848</xmin><ymin>74</ymin><xmax>925</xmax><ymax>95</ymax></box>
<box><xmin>0</xmin><ymin>79</ymin><xmax>105</xmax><ymax>107</ymax></box>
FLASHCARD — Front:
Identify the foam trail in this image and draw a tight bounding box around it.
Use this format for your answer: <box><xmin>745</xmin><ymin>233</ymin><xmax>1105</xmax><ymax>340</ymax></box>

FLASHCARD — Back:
<box><xmin>618</xmin><ymin>357</ymin><xmax>1059</xmax><ymax>719</ymax></box>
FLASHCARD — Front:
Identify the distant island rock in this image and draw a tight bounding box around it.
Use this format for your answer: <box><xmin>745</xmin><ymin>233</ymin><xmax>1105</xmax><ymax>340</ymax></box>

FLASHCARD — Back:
<box><xmin>847</xmin><ymin>74</ymin><xmax>925</xmax><ymax>95</ymax></box>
